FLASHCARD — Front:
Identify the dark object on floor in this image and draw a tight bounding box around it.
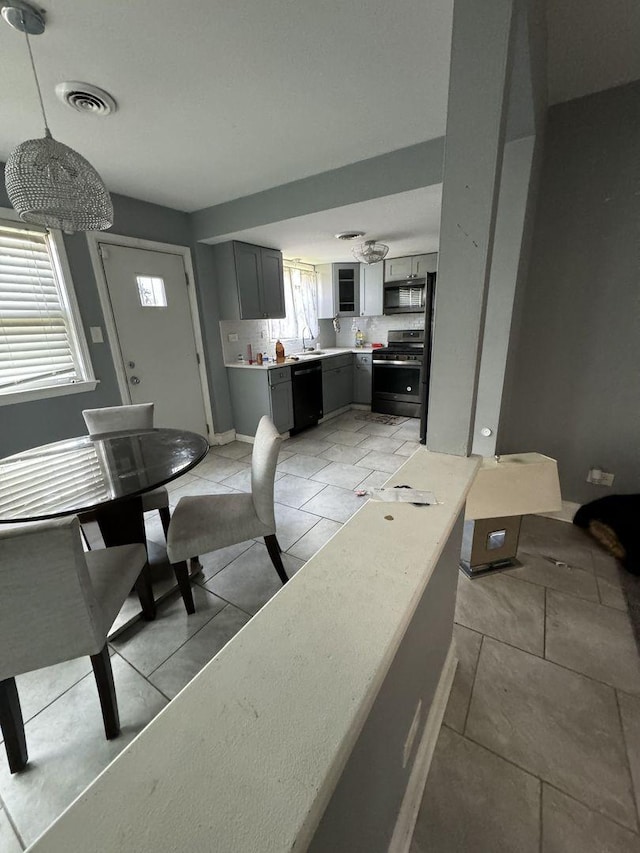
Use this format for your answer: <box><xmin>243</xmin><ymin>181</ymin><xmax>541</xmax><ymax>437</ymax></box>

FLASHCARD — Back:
<box><xmin>573</xmin><ymin>495</ymin><xmax>640</xmax><ymax>573</ymax></box>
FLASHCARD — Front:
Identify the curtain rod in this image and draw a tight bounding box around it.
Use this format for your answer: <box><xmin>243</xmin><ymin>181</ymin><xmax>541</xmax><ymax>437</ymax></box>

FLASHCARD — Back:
<box><xmin>283</xmin><ymin>258</ymin><xmax>316</xmax><ymax>271</ymax></box>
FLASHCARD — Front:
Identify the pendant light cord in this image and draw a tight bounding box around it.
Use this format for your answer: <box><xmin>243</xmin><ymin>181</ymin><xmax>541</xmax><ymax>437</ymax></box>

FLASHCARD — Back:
<box><xmin>22</xmin><ymin>14</ymin><xmax>50</xmax><ymax>137</ymax></box>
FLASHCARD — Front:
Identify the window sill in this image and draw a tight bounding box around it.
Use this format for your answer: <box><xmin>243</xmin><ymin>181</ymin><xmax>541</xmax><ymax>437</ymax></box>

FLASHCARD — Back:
<box><xmin>0</xmin><ymin>379</ymin><xmax>100</xmax><ymax>407</ymax></box>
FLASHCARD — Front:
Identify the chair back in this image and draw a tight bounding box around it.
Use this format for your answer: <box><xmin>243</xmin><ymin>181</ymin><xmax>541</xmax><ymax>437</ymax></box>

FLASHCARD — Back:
<box><xmin>82</xmin><ymin>403</ymin><xmax>155</xmax><ymax>436</ymax></box>
<box><xmin>251</xmin><ymin>416</ymin><xmax>281</xmax><ymax>529</ymax></box>
<box><xmin>0</xmin><ymin>517</ymin><xmax>103</xmax><ymax>681</ymax></box>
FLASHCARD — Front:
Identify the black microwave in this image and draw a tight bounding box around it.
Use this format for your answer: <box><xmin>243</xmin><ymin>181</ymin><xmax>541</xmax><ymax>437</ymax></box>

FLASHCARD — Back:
<box><xmin>383</xmin><ymin>276</ymin><xmax>428</xmax><ymax>314</ymax></box>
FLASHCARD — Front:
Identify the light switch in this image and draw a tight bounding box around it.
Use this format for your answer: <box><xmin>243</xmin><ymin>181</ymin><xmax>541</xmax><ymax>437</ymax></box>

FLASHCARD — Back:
<box><xmin>90</xmin><ymin>326</ymin><xmax>104</xmax><ymax>343</ymax></box>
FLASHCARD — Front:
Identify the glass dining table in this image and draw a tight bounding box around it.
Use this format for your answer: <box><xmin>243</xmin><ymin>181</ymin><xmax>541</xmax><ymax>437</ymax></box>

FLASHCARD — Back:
<box><xmin>0</xmin><ymin>428</ymin><xmax>209</xmax><ymax>533</ymax></box>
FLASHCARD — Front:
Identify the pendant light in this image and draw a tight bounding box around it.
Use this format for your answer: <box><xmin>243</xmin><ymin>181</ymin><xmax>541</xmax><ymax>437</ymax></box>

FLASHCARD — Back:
<box><xmin>352</xmin><ymin>239</ymin><xmax>389</xmax><ymax>265</ymax></box>
<box><xmin>2</xmin><ymin>0</ymin><xmax>113</xmax><ymax>233</ymax></box>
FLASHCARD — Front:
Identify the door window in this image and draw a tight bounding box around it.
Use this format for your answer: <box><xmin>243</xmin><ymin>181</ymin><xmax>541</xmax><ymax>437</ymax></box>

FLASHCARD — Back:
<box><xmin>136</xmin><ymin>275</ymin><xmax>167</xmax><ymax>307</ymax></box>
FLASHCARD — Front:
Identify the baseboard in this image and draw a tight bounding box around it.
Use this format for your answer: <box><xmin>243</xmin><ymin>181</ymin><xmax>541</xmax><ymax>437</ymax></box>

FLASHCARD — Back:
<box><xmin>209</xmin><ymin>429</ymin><xmax>236</xmax><ymax>446</ymax></box>
<box><xmin>388</xmin><ymin>641</ymin><xmax>458</xmax><ymax>853</ymax></box>
<box><xmin>537</xmin><ymin>500</ymin><xmax>580</xmax><ymax>524</ymax></box>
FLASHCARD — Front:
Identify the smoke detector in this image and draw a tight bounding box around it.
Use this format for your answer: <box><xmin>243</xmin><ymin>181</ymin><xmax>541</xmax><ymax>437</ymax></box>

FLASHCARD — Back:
<box><xmin>335</xmin><ymin>231</ymin><xmax>365</xmax><ymax>241</ymax></box>
<box><xmin>55</xmin><ymin>82</ymin><xmax>117</xmax><ymax>116</ymax></box>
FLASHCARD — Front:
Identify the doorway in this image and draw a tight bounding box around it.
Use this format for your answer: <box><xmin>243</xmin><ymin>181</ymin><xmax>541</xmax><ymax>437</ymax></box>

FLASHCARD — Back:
<box><xmin>91</xmin><ymin>238</ymin><xmax>211</xmax><ymax>438</ymax></box>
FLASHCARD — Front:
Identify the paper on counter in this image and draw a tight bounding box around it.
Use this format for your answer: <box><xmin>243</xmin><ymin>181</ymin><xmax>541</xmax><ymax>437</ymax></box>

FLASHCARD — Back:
<box><xmin>368</xmin><ymin>488</ymin><xmax>436</xmax><ymax>505</ymax></box>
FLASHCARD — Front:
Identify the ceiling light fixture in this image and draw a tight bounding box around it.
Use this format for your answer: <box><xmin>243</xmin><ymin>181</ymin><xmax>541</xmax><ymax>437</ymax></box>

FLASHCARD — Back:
<box><xmin>2</xmin><ymin>0</ymin><xmax>113</xmax><ymax>233</ymax></box>
<box><xmin>352</xmin><ymin>239</ymin><xmax>389</xmax><ymax>265</ymax></box>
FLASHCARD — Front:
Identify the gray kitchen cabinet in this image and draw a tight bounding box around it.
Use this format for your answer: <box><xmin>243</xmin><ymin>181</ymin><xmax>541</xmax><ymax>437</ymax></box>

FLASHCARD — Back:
<box><xmin>215</xmin><ymin>240</ymin><xmax>285</xmax><ymax>321</ymax></box>
<box><xmin>227</xmin><ymin>366</ymin><xmax>293</xmax><ymax>437</ymax></box>
<box><xmin>353</xmin><ymin>353</ymin><xmax>372</xmax><ymax>404</ymax></box>
<box><xmin>317</xmin><ymin>263</ymin><xmax>361</xmax><ymax>318</ymax></box>
<box><xmin>384</xmin><ymin>253</ymin><xmax>438</xmax><ymax>281</ymax></box>
<box><xmin>359</xmin><ymin>263</ymin><xmax>383</xmax><ymax>317</ymax></box>
<box><xmin>322</xmin><ymin>354</ymin><xmax>353</xmax><ymax>414</ymax></box>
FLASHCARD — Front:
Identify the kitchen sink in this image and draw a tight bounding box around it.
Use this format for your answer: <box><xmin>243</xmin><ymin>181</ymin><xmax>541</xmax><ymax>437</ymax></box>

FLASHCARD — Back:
<box><xmin>293</xmin><ymin>350</ymin><xmax>324</xmax><ymax>356</ymax></box>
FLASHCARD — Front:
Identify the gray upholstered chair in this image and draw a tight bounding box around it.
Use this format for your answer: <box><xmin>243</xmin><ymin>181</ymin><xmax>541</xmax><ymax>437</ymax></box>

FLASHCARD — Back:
<box><xmin>82</xmin><ymin>403</ymin><xmax>171</xmax><ymax>538</ymax></box>
<box><xmin>0</xmin><ymin>516</ymin><xmax>154</xmax><ymax>773</ymax></box>
<box><xmin>167</xmin><ymin>416</ymin><xmax>288</xmax><ymax>614</ymax></box>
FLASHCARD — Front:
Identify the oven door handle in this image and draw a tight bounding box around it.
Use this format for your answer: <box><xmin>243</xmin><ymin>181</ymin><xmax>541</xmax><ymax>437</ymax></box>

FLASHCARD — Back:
<box><xmin>372</xmin><ymin>359</ymin><xmax>423</xmax><ymax>367</ymax></box>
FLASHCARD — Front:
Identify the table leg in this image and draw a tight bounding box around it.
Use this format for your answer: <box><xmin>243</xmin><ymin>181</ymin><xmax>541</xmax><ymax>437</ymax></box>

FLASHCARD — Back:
<box><xmin>95</xmin><ymin>497</ymin><xmax>156</xmax><ymax>621</ymax></box>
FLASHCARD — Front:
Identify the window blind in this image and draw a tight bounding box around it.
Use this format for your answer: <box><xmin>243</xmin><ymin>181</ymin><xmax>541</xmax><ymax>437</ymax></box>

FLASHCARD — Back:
<box><xmin>0</xmin><ymin>224</ymin><xmax>80</xmax><ymax>393</ymax></box>
<box><xmin>0</xmin><ymin>441</ymin><xmax>109</xmax><ymax>519</ymax></box>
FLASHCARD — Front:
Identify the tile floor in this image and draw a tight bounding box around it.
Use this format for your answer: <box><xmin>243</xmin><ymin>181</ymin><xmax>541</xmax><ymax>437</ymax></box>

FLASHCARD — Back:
<box><xmin>411</xmin><ymin>514</ymin><xmax>640</xmax><ymax>853</ymax></box>
<box><xmin>4</xmin><ymin>414</ymin><xmax>637</xmax><ymax>852</ymax></box>
<box><xmin>0</xmin><ymin>411</ymin><xmax>420</xmax><ymax>849</ymax></box>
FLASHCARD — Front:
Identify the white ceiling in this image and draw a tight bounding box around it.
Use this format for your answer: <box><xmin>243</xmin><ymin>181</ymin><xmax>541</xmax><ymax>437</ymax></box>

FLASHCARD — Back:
<box><xmin>0</xmin><ymin>0</ymin><xmax>453</xmax><ymax>212</ymax></box>
<box><xmin>204</xmin><ymin>185</ymin><xmax>443</xmax><ymax>264</ymax></box>
<box><xmin>546</xmin><ymin>0</ymin><xmax>640</xmax><ymax>103</ymax></box>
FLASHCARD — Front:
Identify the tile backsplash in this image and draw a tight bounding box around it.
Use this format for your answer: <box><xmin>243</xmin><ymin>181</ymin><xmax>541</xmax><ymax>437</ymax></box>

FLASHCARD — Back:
<box><xmin>220</xmin><ymin>314</ymin><xmax>425</xmax><ymax>362</ymax></box>
<box><xmin>334</xmin><ymin>313</ymin><xmax>425</xmax><ymax>348</ymax></box>
<box><xmin>220</xmin><ymin>319</ymin><xmax>335</xmax><ymax>364</ymax></box>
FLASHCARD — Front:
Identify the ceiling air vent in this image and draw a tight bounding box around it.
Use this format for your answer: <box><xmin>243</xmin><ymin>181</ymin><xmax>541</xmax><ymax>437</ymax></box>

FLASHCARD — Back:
<box><xmin>335</xmin><ymin>231</ymin><xmax>365</xmax><ymax>241</ymax></box>
<box><xmin>55</xmin><ymin>82</ymin><xmax>117</xmax><ymax>116</ymax></box>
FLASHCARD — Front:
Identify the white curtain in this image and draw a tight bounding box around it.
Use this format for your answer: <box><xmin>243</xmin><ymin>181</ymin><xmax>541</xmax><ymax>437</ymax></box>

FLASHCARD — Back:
<box><xmin>269</xmin><ymin>264</ymin><xmax>318</xmax><ymax>341</ymax></box>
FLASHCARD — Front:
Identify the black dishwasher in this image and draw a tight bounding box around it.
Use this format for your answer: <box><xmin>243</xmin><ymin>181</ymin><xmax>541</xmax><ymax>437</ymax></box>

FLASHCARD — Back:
<box><xmin>290</xmin><ymin>360</ymin><xmax>323</xmax><ymax>434</ymax></box>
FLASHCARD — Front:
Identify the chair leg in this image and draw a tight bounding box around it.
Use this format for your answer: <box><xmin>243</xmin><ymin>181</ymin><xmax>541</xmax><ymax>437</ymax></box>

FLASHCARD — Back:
<box><xmin>264</xmin><ymin>535</ymin><xmax>289</xmax><ymax>584</ymax></box>
<box><xmin>274</xmin><ymin>536</ymin><xmax>282</xmax><ymax>554</ymax></box>
<box><xmin>134</xmin><ymin>562</ymin><xmax>156</xmax><ymax>621</ymax></box>
<box><xmin>0</xmin><ymin>678</ymin><xmax>28</xmax><ymax>774</ymax></box>
<box><xmin>90</xmin><ymin>645</ymin><xmax>120</xmax><ymax>740</ymax></box>
<box><xmin>173</xmin><ymin>561</ymin><xmax>196</xmax><ymax>614</ymax></box>
<box><xmin>159</xmin><ymin>506</ymin><xmax>171</xmax><ymax>540</ymax></box>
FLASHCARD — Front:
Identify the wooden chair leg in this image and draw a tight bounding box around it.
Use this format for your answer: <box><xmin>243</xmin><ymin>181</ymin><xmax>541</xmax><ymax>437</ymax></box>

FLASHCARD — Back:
<box><xmin>264</xmin><ymin>535</ymin><xmax>289</xmax><ymax>584</ymax></box>
<box><xmin>0</xmin><ymin>678</ymin><xmax>28</xmax><ymax>774</ymax></box>
<box><xmin>173</xmin><ymin>561</ymin><xmax>196</xmax><ymax>614</ymax></box>
<box><xmin>274</xmin><ymin>536</ymin><xmax>282</xmax><ymax>554</ymax></box>
<box><xmin>90</xmin><ymin>645</ymin><xmax>120</xmax><ymax>740</ymax></box>
<box><xmin>134</xmin><ymin>562</ymin><xmax>156</xmax><ymax>621</ymax></box>
<box><xmin>159</xmin><ymin>506</ymin><xmax>171</xmax><ymax>539</ymax></box>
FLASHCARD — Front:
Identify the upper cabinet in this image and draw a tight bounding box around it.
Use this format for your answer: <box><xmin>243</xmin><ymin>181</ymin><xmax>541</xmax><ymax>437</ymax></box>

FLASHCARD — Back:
<box><xmin>359</xmin><ymin>262</ymin><xmax>383</xmax><ymax>317</ymax></box>
<box><xmin>384</xmin><ymin>253</ymin><xmax>438</xmax><ymax>281</ymax></box>
<box><xmin>317</xmin><ymin>262</ymin><xmax>361</xmax><ymax>318</ymax></box>
<box><xmin>215</xmin><ymin>241</ymin><xmax>285</xmax><ymax>321</ymax></box>
<box><xmin>317</xmin><ymin>262</ymin><xmax>383</xmax><ymax>319</ymax></box>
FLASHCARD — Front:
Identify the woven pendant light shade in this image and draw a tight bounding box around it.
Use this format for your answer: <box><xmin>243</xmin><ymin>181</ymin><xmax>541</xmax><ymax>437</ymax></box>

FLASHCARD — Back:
<box><xmin>5</xmin><ymin>132</ymin><xmax>113</xmax><ymax>233</ymax></box>
<box><xmin>352</xmin><ymin>239</ymin><xmax>389</xmax><ymax>265</ymax></box>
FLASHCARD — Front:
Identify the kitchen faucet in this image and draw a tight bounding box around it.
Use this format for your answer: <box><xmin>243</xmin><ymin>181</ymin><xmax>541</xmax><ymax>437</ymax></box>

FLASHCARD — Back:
<box><xmin>302</xmin><ymin>325</ymin><xmax>313</xmax><ymax>352</ymax></box>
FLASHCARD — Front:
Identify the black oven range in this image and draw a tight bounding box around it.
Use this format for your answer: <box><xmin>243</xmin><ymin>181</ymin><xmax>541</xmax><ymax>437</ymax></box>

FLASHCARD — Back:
<box><xmin>371</xmin><ymin>330</ymin><xmax>425</xmax><ymax>419</ymax></box>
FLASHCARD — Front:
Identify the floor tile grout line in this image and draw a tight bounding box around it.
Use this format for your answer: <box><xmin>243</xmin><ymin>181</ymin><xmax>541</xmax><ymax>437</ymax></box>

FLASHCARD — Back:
<box><xmin>455</xmin><ymin>725</ymin><xmax>640</xmax><ymax>836</ymax></box>
<box><xmin>0</xmin><ymin>790</ymin><xmax>26</xmax><ymax>850</ymax></box>
<box><xmin>461</xmin><ymin>634</ymin><xmax>484</xmax><ymax>736</ymax></box>
<box><xmin>142</xmin><ymin>601</ymin><xmax>239</xmax><ymax>680</ymax></box>
<box><xmin>614</xmin><ymin>687</ymin><xmax>640</xmax><ymax>833</ymax></box>
<box><xmin>16</xmin><ymin>665</ymin><xmax>98</xmax><ymax>731</ymax></box>
<box><xmin>109</xmin><ymin>650</ymin><xmax>172</xmax><ymax>703</ymax></box>
<box><xmin>115</xmin><ymin>593</ymin><xmax>231</xmax><ymax>680</ymax></box>
<box><xmin>479</xmin><ymin>628</ymin><xmax>640</xmax><ymax>696</ymax></box>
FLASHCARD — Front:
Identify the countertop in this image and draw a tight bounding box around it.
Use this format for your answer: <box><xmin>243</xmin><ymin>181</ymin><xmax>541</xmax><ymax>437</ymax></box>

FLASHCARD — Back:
<box><xmin>30</xmin><ymin>448</ymin><xmax>480</xmax><ymax>853</ymax></box>
<box><xmin>226</xmin><ymin>346</ymin><xmax>376</xmax><ymax>369</ymax></box>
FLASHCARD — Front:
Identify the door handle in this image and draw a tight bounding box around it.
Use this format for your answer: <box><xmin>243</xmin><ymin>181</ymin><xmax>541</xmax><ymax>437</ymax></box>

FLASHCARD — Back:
<box><xmin>129</xmin><ymin>376</ymin><xmax>141</xmax><ymax>385</ymax></box>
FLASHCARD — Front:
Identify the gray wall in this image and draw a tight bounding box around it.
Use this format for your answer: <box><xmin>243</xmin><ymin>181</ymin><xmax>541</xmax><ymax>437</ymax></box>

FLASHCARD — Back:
<box><xmin>499</xmin><ymin>81</ymin><xmax>640</xmax><ymax>503</ymax></box>
<box><xmin>0</xmin><ymin>163</ymin><xmax>235</xmax><ymax>455</ymax></box>
<box><xmin>308</xmin><ymin>513</ymin><xmax>463</xmax><ymax>853</ymax></box>
<box><xmin>191</xmin><ymin>139</ymin><xmax>445</xmax><ymax>242</ymax></box>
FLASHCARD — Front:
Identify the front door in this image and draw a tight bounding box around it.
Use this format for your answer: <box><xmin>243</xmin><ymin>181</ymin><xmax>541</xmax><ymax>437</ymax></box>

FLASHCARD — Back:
<box><xmin>98</xmin><ymin>243</ymin><xmax>208</xmax><ymax>436</ymax></box>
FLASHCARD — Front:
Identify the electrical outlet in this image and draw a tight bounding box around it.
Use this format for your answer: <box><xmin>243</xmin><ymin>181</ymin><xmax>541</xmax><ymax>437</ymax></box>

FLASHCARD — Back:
<box><xmin>228</xmin><ymin>333</ymin><xmax>239</xmax><ymax>342</ymax></box>
<box><xmin>587</xmin><ymin>468</ymin><xmax>615</xmax><ymax>487</ymax></box>
<box><xmin>403</xmin><ymin>699</ymin><xmax>422</xmax><ymax>768</ymax></box>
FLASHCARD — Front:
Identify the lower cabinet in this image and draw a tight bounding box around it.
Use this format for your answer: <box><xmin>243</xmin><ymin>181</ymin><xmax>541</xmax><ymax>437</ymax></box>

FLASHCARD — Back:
<box><xmin>227</xmin><ymin>367</ymin><xmax>294</xmax><ymax>436</ymax></box>
<box><xmin>322</xmin><ymin>355</ymin><xmax>353</xmax><ymax>414</ymax></box>
<box><xmin>269</xmin><ymin>378</ymin><xmax>294</xmax><ymax>434</ymax></box>
<box><xmin>353</xmin><ymin>353</ymin><xmax>372</xmax><ymax>404</ymax></box>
